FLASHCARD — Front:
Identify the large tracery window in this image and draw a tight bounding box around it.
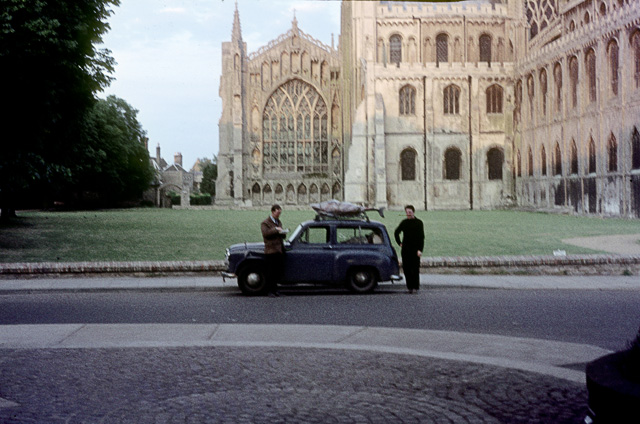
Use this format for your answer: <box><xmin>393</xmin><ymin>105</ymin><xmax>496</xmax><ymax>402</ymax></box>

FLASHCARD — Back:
<box><xmin>262</xmin><ymin>79</ymin><xmax>328</xmax><ymax>174</ymax></box>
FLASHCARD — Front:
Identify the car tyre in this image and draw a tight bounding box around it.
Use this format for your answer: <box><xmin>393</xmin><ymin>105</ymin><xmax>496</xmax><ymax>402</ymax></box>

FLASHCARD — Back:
<box><xmin>347</xmin><ymin>268</ymin><xmax>377</xmax><ymax>293</ymax></box>
<box><xmin>238</xmin><ymin>265</ymin><xmax>268</xmax><ymax>296</ymax></box>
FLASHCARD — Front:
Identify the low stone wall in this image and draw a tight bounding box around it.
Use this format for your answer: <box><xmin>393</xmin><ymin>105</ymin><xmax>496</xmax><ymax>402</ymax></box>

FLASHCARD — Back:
<box><xmin>1</xmin><ymin>254</ymin><xmax>639</xmax><ymax>277</ymax></box>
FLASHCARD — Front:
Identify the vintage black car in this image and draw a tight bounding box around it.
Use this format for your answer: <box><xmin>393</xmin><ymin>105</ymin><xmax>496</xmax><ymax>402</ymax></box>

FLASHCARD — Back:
<box><xmin>222</xmin><ymin>215</ymin><xmax>402</xmax><ymax>295</ymax></box>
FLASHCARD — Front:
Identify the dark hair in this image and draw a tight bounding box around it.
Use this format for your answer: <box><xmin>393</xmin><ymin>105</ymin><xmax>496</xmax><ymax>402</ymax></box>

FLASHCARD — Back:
<box><xmin>271</xmin><ymin>204</ymin><xmax>282</xmax><ymax>212</ymax></box>
<box><xmin>404</xmin><ymin>205</ymin><xmax>415</xmax><ymax>212</ymax></box>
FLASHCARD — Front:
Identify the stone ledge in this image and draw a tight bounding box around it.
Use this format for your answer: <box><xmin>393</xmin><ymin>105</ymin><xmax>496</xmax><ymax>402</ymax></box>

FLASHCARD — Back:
<box><xmin>1</xmin><ymin>254</ymin><xmax>639</xmax><ymax>277</ymax></box>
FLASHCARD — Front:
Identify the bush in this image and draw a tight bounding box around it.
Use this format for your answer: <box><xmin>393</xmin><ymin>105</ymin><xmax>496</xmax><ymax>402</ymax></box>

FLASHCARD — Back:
<box><xmin>167</xmin><ymin>191</ymin><xmax>180</xmax><ymax>206</ymax></box>
<box><xmin>190</xmin><ymin>193</ymin><xmax>212</xmax><ymax>206</ymax></box>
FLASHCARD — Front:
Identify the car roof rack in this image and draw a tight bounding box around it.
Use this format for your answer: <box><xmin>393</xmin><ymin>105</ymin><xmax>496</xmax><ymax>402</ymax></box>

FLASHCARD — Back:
<box><xmin>310</xmin><ymin>200</ymin><xmax>384</xmax><ymax>223</ymax></box>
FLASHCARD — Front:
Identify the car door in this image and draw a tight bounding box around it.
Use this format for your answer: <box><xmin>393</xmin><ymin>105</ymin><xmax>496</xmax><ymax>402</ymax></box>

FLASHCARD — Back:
<box><xmin>283</xmin><ymin>224</ymin><xmax>334</xmax><ymax>282</ymax></box>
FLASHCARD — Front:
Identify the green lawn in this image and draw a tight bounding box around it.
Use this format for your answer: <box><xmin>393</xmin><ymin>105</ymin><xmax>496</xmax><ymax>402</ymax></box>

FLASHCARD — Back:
<box><xmin>1</xmin><ymin>208</ymin><xmax>639</xmax><ymax>263</ymax></box>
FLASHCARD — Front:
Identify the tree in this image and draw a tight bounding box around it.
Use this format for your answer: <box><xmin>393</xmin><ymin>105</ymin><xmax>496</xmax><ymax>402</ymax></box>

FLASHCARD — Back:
<box><xmin>200</xmin><ymin>156</ymin><xmax>218</xmax><ymax>197</ymax></box>
<box><xmin>75</xmin><ymin>95</ymin><xmax>154</xmax><ymax>204</ymax></box>
<box><xmin>0</xmin><ymin>0</ymin><xmax>119</xmax><ymax>219</ymax></box>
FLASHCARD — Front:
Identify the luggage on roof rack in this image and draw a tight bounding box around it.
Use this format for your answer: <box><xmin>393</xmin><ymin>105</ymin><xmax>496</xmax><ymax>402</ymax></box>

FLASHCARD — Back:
<box><xmin>310</xmin><ymin>200</ymin><xmax>385</xmax><ymax>221</ymax></box>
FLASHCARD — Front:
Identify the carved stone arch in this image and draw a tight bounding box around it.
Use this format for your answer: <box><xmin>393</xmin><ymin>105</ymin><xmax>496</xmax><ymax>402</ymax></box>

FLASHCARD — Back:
<box><xmin>309</xmin><ymin>183</ymin><xmax>319</xmax><ymax>203</ymax></box>
<box><xmin>263</xmin><ymin>184</ymin><xmax>274</xmax><ymax>205</ymax></box>
<box><xmin>281</xmin><ymin>50</ymin><xmax>289</xmax><ymax>76</ymax></box>
<box><xmin>251</xmin><ymin>183</ymin><xmax>261</xmax><ymax>206</ymax></box>
<box><xmin>297</xmin><ymin>183</ymin><xmax>307</xmax><ymax>204</ymax></box>
<box><xmin>423</xmin><ymin>37</ymin><xmax>433</xmax><ymax>64</ymax></box>
<box><xmin>301</xmin><ymin>51</ymin><xmax>310</xmax><ymax>75</ymax></box>
<box><xmin>321</xmin><ymin>61</ymin><xmax>329</xmax><ymax>87</ymax></box>
<box><xmin>408</xmin><ymin>36</ymin><xmax>417</xmax><ymax>63</ymax></box>
<box><xmin>554</xmin><ymin>141</ymin><xmax>562</xmax><ymax>176</ymax></box>
<box><xmin>541</xmin><ymin>144</ymin><xmax>547</xmax><ymax>176</ymax></box>
<box><xmin>251</xmin><ymin>106</ymin><xmax>260</xmax><ymax>133</ymax></box>
<box><xmin>275</xmin><ymin>184</ymin><xmax>284</xmax><ymax>203</ymax></box>
<box><xmin>570</xmin><ymin>139</ymin><xmax>579</xmax><ymax>175</ymax></box>
<box><xmin>377</xmin><ymin>37</ymin><xmax>385</xmax><ymax>63</ymax></box>
<box><xmin>261</xmin><ymin>61</ymin><xmax>270</xmax><ymax>90</ymax></box>
<box><xmin>291</xmin><ymin>51</ymin><xmax>300</xmax><ymax>74</ymax></box>
<box><xmin>607</xmin><ymin>38</ymin><xmax>620</xmax><ymax>96</ymax></box>
<box><xmin>321</xmin><ymin>183</ymin><xmax>331</xmax><ymax>201</ymax></box>
<box><xmin>286</xmin><ymin>184</ymin><xmax>295</xmax><ymax>204</ymax></box>
<box><xmin>632</xmin><ymin>127</ymin><xmax>640</xmax><ymax>170</ymax></box>
<box><xmin>608</xmin><ymin>132</ymin><xmax>618</xmax><ymax>172</ymax></box>
<box><xmin>332</xmin><ymin>182</ymin><xmax>341</xmax><ymax>200</ymax></box>
<box><xmin>454</xmin><ymin>37</ymin><xmax>462</xmax><ymax>63</ymax></box>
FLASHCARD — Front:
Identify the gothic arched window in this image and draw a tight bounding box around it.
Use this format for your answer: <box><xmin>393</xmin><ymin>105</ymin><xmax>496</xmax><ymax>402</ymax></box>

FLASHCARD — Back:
<box><xmin>588</xmin><ymin>138</ymin><xmax>597</xmax><ymax>173</ymax></box>
<box><xmin>541</xmin><ymin>145</ymin><xmax>547</xmax><ymax>176</ymax></box>
<box><xmin>608</xmin><ymin>134</ymin><xmax>618</xmax><ymax>172</ymax></box>
<box><xmin>390</xmin><ymin>34</ymin><xmax>402</xmax><ymax>66</ymax></box>
<box><xmin>516</xmin><ymin>149</ymin><xmax>522</xmax><ymax>177</ymax></box>
<box><xmin>444</xmin><ymin>147</ymin><xmax>461</xmax><ymax>180</ymax></box>
<box><xmin>608</xmin><ymin>39</ymin><xmax>619</xmax><ymax>96</ymax></box>
<box><xmin>554</xmin><ymin>62</ymin><xmax>563</xmax><ymax>113</ymax></box>
<box><xmin>436</xmin><ymin>33</ymin><xmax>448</xmax><ymax>65</ymax></box>
<box><xmin>586</xmin><ymin>48</ymin><xmax>597</xmax><ymax>103</ymax></box>
<box><xmin>570</xmin><ymin>139</ymin><xmax>578</xmax><ymax>175</ymax></box>
<box><xmin>262</xmin><ymin>79</ymin><xmax>328</xmax><ymax>174</ymax></box>
<box><xmin>540</xmin><ymin>68</ymin><xmax>548</xmax><ymax>117</ymax></box>
<box><xmin>399</xmin><ymin>85</ymin><xmax>416</xmax><ymax>115</ymax></box>
<box><xmin>443</xmin><ymin>84</ymin><xmax>460</xmax><ymax>114</ymax></box>
<box><xmin>569</xmin><ymin>56</ymin><xmax>579</xmax><ymax>108</ymax></box>
<box><xmin>401</xmin><ymin>148</ymin><xmax>416</xmax><ymax>181</ymax></box>
<box><xmin>528</xmin><ymin>147</ymin><xmax>534</xmax><ymax>176</ymax></box>
<box><xmin>486</xmin><ymin>84</ymin><xmax>503</xmax><ymax>114</ymax></box>
<box><xmin>554</xmin><ymin>142</ymin><xmax>562</xmax><ymax>176</ymax></box>
<box><xmin>633</xmin><ymin>128</ymin><xmax>640</xmax><ymax>170</ymax></box>
<box><xmin>633</xmin><ymin>31</ymin><xmax>640</xmax><ymax>88</ymax></box>
<box><xmin>487</xmin><ymin>147</ymin><xmax>503</xmax><ymax>180</ymax></box>
<box><xmin>479</xmin><ymin>34</ymin><xmax>492</xmax><ymax>64</ymax></box>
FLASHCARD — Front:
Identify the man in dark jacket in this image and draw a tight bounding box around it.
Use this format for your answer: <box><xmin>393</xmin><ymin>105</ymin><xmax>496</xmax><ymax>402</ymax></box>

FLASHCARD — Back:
<box><xmin>394</xmin><ymin>205</ymin><xmax>424</xmax><ymax>294</ymax></box>
<box><xmin>261</xmin><ymin>204</ymin><xmax>286</xmax><ymax>296</ymax></box>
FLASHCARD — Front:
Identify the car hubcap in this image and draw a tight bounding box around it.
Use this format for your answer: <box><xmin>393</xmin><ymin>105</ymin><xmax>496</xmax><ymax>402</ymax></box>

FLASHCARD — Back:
<box><xmin>247</xmin><ymin>272</ymin><xmax>261</xmax><ymax>286</ymax></box>
<box><xmin>355</xmin><ymin>272</ymin><xmax>369</xmax><ymax>285</ymax></box>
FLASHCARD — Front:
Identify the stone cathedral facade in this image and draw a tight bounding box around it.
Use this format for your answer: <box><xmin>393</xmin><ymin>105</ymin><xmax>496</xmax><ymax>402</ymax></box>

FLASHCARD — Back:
<box><xmin>217</xmin><ymin>0</ymin><xmax>640</xmax><ymax>218</ymax></box>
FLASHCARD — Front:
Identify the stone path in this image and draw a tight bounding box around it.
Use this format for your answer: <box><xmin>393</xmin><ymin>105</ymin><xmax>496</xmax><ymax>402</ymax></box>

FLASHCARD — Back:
<box><xmin>562</xmin><ymin>233</ymin><xmax>640</xmax><ymax>255</ymax></box>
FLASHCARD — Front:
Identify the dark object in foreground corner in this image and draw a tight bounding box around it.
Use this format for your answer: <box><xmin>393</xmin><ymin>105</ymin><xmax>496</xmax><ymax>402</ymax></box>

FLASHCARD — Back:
<box><xmin>585</xmin><ymin>328</ymin><xmax>640</xmax><ymax>423</ymax></box>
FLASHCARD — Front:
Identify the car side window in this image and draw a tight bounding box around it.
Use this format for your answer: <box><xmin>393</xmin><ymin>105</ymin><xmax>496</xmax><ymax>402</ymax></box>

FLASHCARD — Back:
<box><xmin>299</xmin><ymin>226</ymin><xmax>329</xmax><ymax>244</ymax></box>
<box><xmin>337</xmin><ymin>226</ymin><xmax>370</xmax><ymax>244</ymax></box>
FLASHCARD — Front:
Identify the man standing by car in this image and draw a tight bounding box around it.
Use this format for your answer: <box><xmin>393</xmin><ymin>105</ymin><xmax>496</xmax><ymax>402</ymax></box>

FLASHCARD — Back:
<box><xmin>261</xmin><ymin>204</ymin><xmax>286</xmax><ymax>296</ymax></box>
<box><xmin>394</xmin><ymin>205</ymin><xmax>424</xmax><ymax>294</ymax></box>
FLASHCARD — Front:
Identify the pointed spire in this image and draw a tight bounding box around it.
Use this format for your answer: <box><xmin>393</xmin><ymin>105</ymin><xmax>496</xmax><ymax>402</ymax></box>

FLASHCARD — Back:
<box><xmin>231</xmin><ymin>1</ymin><xmax>242</xmax><ymax>43</ymax></box>
<box><xmin>292</xmin><ymin>8</ymin><xmax>298</xmax><ymax>33</ymax></box>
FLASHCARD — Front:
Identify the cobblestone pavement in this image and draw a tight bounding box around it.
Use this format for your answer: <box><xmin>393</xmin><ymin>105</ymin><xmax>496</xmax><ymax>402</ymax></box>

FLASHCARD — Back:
<box><xmin>0</xmin><ymin>346</ymin><xmax>587</xmax><ymax>423</ymax></box>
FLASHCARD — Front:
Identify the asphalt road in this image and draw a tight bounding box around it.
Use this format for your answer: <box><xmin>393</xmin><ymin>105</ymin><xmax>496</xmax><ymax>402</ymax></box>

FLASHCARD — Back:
<box><xmin>2</xmin><ymin>287</ymin><xmax>639</xmax><ymax>351</ymax></box>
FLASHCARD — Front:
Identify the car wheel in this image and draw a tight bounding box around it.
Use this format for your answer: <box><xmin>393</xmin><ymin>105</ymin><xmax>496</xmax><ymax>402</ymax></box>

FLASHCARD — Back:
<box><xmin>347</xmin><ymin>268</ymin><xmax>377</xmax><ymax>293</ymax></box>
<box><xmin>238</xmin><ymin>265</ymin><xmax>268</xmax><ymax>296</ymax></box>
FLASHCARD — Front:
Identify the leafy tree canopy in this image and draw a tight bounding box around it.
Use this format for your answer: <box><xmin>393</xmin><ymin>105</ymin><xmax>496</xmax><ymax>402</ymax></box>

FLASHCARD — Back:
<box><xmin>77</xmin><ymin>95</ymin><xmax>155</xmax><ymax>203</ymax></box>
<box><xmin>200</xmin><ymin>156</ymin><xmax>218</xmax><ymax>197</ymax></box>
<box><xmin>1</xmin><ymin>0</ymin><xmax>120</xmax><ymax>217</ymax></box>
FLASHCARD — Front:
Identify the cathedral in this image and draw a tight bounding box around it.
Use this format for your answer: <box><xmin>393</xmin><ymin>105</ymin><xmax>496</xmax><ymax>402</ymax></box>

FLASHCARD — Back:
<box><xmin>216</xmin><ymin>0</ymin><xmax>640</xmax><ymax>218</ymax></box>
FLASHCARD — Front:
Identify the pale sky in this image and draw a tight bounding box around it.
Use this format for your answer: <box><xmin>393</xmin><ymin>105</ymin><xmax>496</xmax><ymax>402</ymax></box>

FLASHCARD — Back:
<box><xmin>99</xmin><ymin>0</ymin><xmax>341</xmax><ymax>170</ymax></box>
